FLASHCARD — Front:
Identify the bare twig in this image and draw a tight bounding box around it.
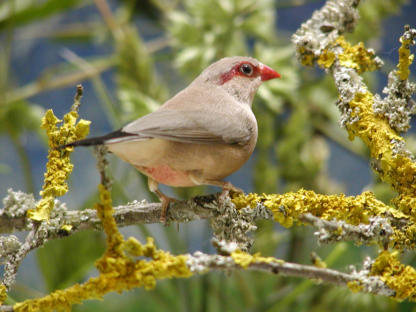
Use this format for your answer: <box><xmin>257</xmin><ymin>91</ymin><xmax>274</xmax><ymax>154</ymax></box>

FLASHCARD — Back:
<box><xmin>4</xmin><ymin>59</ymin><xmax>113</xmax><ymax>105</ymax></box>
<box><xmin>93</xmin><ymin>0</ymin><xmax>123</xmax><ymax>40</ymax></box>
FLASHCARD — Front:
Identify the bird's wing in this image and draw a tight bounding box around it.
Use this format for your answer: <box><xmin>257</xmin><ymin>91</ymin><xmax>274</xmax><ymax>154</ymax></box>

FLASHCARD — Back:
<box><xmin>120</xmin><ymin>109</ymin><xmax>254</xmax><ymax>145</ymax></box>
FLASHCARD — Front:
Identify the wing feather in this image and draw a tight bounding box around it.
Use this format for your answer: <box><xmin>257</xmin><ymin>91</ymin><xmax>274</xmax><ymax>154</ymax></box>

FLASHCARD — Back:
<box><xmin>122</xmin><ymin>109</ymin><xmax>252</xmax><ymax>145</ymax></box>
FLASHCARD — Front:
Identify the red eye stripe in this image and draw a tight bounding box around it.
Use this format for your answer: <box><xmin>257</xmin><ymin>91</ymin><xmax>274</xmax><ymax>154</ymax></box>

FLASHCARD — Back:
<box><xmin>219</xmin><ymin>62</ymin><xmax>260</xmax><ymax>85</ymax></box>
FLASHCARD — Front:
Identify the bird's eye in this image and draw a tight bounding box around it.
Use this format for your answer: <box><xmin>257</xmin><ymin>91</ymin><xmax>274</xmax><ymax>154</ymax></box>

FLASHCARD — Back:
<box><xmin>239</xmin><ymin>63</ymin><xmax>253</xmax><ymax>76</ymax></box>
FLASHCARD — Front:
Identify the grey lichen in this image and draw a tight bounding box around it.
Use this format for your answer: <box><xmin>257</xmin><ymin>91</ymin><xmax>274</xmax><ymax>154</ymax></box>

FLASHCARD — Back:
<box><xmin>292</xmin><ymin>0</ymin><xmax>360</xmax><ymax>64</ymax></box>
<box><xmin>2</xmin><ymin>189</ymin><xmax>36</xmax><ymax>218</ymax></box>
<box><xmin>186</xmin><ymin>251</ymin><xmax>235</xmax><ymax>274</ymax></box>
<box><xmin>333</xmin><ymin>67</ymin><xmax>367</xmax><ymax>127</ymax></box>
<box><xmin>0</xmin><ymin>235</ymin><xmax>21</xmax><ymax>261</ymax></box>
<box><xmin>373</xmin><ymin>71</ymin><xmax>416</xmax><ymax>133</ymax></box>
<box><xmin>390</xmin><ymin>139</ymin><xmax>415</xmax><ymax>161</ymax></box>
<box><xmin>209</xmin><ymin>195</ymin><xmax>273</xmax><ymax>252</ymax></box>
<box><xmin>46</xmin><ymin>200</ymin><xmax>70</xmax><ymax>233</ymax></box>
<box><xmin>301</xmin><ymin>214</ymin><xmax>393</xmax><ymax>247</ymax></box>
<box><xmin>350</xmin><ymin>257</ymin><xmax>395</xmax><ymax>297</ymax></box>
<box><xmin>94</xmin><ymin>145</ymin><xmax>111</xmax><ymax>190</ymax></box>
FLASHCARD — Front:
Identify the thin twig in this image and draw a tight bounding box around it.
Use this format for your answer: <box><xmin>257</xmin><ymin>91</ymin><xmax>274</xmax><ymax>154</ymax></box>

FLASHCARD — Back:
<box><xmin>4</xmin><ymin>60</ymin><xmax>114</xmax><ymax>105</ymax></box>
<box><xmin>1</xmin><ymin>222</ymin><xmax>45</xmax><ymax>290</ymax></box>
<box><xmin>93</xmin><ymin>0</ymin><xmax>123</xmax><ymax>40</ymax></box>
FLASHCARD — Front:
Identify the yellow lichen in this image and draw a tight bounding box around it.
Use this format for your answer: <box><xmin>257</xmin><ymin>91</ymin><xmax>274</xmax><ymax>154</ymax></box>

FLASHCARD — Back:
<box><xmin>231</xmin><ymin>249</ymin><xmax>283</xmax><ymax>269</ymax></box>
<box><xmin>370</xmin><ymin>251</ymin><xmax>416</xmax><ymax>301</ymax></box>
<box><xmin>311</xmin><ymin>254</ymin><xmax>327</xmax><ymax>269</ymax></box>
<box><xmin>317</xmin><ymin>49</ymin><xmax>336</xmax><ymax>68</ymax></box>
<box><xmin>60</xmin><ymin>224</ymin><xmax>72</xmax><ymax>232</ymax></box>
<box><xmin>0</xmin><ymin>284</ymin><xmax>7</xmax><ymax>305</ymax></box>
<box><xmin>297</xmin><ymin>46</ymin><xmax>315</xmax><ymax>66</ymax></box>
<box><xmin>392</xmin><ymin>195</ymin><xmax>416</xmax><ymax>218</ymax></box>
<box><xmin>14</xmin><ymin>246</ymin><xmax>191</xmax><ymax>311</ymax></box>
<box><xmin>233</xmin><ymin>190</ymin><xmax>402</xmax><ymax>228</ymax></box>
<box><xmin>27</xmin><ymin>109</ymin><xmax>90</xmax><ymax>221</ymax></box>
<box><xmin>397</xmin><ymin>36</ymin><xmax>414</xmax><ymax>80</ymax></box>
<box><xmin>347</xmin><ymin>280</ymin><xmax>363</xmax><ymax>293</ymax></box>
<box><xmin>336</xmin><ymin>37</ymin><xmax>379</xmax><ymax>74</ymax></box>
<box><xmin>232</xmin><ymin>190</ymin><xmax>416</xmax><ymax>249</ymax></box>
<box><xmin>14</xmin><ymin>181</ymin><xmax>192</xmax><ymax>312</ymax></box>
<box><xmin>346</xmin><ymin>91</ymin><xmax>416</xmax><ymax>198</ymax></box>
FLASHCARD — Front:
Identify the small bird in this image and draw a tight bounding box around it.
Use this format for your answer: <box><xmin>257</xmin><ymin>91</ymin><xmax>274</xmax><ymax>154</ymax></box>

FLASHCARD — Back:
<box><xmin>65</xmin><ymin>56</ymin><xmax>280</xmax><ymax>221</ymax></box>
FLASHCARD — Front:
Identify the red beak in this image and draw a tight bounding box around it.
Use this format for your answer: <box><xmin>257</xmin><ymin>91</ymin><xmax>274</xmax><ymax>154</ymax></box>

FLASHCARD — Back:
<box><xmin>260</xmin><ymin>64</ymin><xmax>280</xmax><ymax>81</ymax></box>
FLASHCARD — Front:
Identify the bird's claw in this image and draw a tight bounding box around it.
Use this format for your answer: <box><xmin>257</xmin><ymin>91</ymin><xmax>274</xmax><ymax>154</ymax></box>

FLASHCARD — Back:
<box><xmin>160</xmin><ymin>195</ymin><xmax>177</xmax><ymax>225</ymax></box>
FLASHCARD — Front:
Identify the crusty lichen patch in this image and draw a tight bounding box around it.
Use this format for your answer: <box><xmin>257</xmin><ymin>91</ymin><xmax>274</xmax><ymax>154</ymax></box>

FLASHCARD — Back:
<box><xmin>14</xmin><ymin>182</ymin><xmax>192</xmax><ymax>312</ymax></box>
<box><xmin>27</xmin><ymin>109</ymin><xmax>90</xmax><ymax>221</ymax></box>
<box><xmin>336</xmin><ymin>37</ymin><xmax>381</xmax><ymax>73</ymax></box>
<box><xmin>232</xmin><ymin>190</ymin><xmax>416</xmax><ymax>249</ymax></box>
<box><xmin>0</xmin><ymin>284</ymin><xmax>7</xmax><ymax>305</ymax></box>
<box><xmin>233</xmin><ymin>190</ymin><xmax>404</xmax><ymax>228</ymax></box>
<box><xmin>14</xmin><ymin>237</ymin><xmax>192</xmax><ymax>311</ymax></box>
<box><xmin>346</xmin><ymin>91</ymin><xmax>416</xmax><ymax>198</ymax></box>
<box><xmin>317</xmin><ymin>37</ymin><xmax>381</xmax><ymax>73</ymax></box>
<box><xmin>347</xmin><ymin>280</ymin><xmax>364</xmax><ymax>293</ymax></box>
<box><xmin>370</xmin><ymin>251</ymin><xmax>416</xmax><ymax>301</ymax></box>
<box><xmin>397</xmin><ymin>28</ymin><xmax>415</xmax><ymax>80</ymax></box>
<box><xmin>231</xmin><ymin>249</ymin><xmax>284</xmax><ymax>268</ymax></box>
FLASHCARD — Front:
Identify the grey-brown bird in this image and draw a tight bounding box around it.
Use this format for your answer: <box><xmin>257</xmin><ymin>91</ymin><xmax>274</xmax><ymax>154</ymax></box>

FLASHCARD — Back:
<box><xmin>66</xmin><ymin>56</ymin><xmax>280</xmax><ymax>221</ymax></box>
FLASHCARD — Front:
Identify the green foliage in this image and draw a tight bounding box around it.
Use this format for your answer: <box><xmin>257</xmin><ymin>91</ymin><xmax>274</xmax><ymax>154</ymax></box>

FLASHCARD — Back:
<box><xmin>167</xmin><ymin>0</ymin><xmax>275</xmax><ymax>75</ymax></box>
<box><xmin>115</xmin><ymin>25</ymin><xmax>167</xmax><ymax>122</ymax></box>
<box><xmin>0</xmin><ymin>0</ymin><xmax>84</xmax><ymax>29</ymax></box>
<box><xmin>0</xmin><ymin>101</ymin><xmax>44</xmax><ymax>138</ymax></box>
<box><xmin>37</xmin><ymin>231</ymin><xmax>105</xmax><ymax>291</ymax></box>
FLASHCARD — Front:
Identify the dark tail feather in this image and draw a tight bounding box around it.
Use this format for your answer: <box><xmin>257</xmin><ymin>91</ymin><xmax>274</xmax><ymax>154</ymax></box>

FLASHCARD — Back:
<box><xmin>59</xmin><ymin>129</ymin><xmax>136</xmax><ymax>149</ymax></box>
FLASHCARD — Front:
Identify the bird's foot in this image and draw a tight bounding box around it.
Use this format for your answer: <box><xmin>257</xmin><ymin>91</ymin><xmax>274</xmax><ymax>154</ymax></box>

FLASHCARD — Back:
<box><xmin>159</xmin><ymin>194</ymin><xmax>177</xmax><ymax>225</ymax></box>
<box><xmin>147</xmin><ymin>178</ymin><xmax>177</xmax><ymax>224</ymax></box>
<box><xmin>219</xmin><ymin>182</ymin><xmax>244</xmax><ymax>203</ymax></box>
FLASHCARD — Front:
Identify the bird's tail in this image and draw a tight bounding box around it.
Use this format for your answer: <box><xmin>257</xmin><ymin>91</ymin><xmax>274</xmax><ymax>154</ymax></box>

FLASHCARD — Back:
<box><xmin>59</xmin><ymin>129</ymin><xmax>135</xmax><ymax>149</ymax></box>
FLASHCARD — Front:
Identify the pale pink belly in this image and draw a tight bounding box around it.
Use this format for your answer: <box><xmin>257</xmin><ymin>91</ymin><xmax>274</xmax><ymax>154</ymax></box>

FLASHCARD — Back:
<box><xmin>137</xmin><ymin>165</ymin><xmax>196</xmax><ymax>187</ymax></box>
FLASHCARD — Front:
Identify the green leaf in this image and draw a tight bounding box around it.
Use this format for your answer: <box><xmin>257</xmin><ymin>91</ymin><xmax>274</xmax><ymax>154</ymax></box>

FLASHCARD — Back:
<box><xmin>37</xmin><ymin>231</ymin><xmax>105</xmax><ymax>291</ymax></box>
<box><xmin>0</xmin><ymin>0</ymin><xmax>85</xmax><ymax>29</ymax></box>
<box><xmin>0</xmin><ymin>101</ymin><xmax>44</xmax><ymax>137</ymax></box>
<box><xmin>116</xmin><ymin>25</ymin><xmax>167</xmax><ymax>120</ymax></box>
<box><xmin>167</xmin><ymin>0</ymin><xmax>275</xmax><ymax>75</ymax></box>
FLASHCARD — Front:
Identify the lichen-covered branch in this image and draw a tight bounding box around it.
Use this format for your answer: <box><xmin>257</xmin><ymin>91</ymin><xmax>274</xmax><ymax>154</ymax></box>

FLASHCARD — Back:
<box><xmin>232</xmin><ymin>190</ymin><xmax>415</xmax><ymax>249</ymax></box>
<box><xmin>298</xmin><ymin>213</ymin><xmax>392</xmax><ymax>247</ymax></box>
<box><xmin>1</xmin><ymin>188</ymin><xmax>410</xmax><ymax>250</ymax></box>
<box><xmin>291</xmin><ymin>0</ymin><xmax>416</xmax><ymax>302</ymax></box>
<box><xmin>0</xmin><ymin>189</ymin><xmax>221</xmax><ymax>235</ymax></box>
<box><xmin>293</xmin><ymin>0</ymin><xmax>416</xmax><ymax>199</ymax></box>
<box><xmin>0</xmin><ymin>86</ymin><xmax>91</xmax><ymax>298</ymax></box>
<box><xmin>27</xmin><ymin>85</ymin><xmax>90</xmax><ymax>222</ymax></box>
<box><xmin>2</xmin><ymin>0</ymin><xmax>416</xmax><ymax>308</ymax></box>
<box><xmin>0</xmin><ymin>245</ymin><xmax>398</xmax><ymax>312</ymax></box>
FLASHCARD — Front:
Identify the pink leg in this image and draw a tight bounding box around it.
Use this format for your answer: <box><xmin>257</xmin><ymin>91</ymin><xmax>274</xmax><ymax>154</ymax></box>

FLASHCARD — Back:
<box><xmin>148</xmin><ymin>178</ymin><xmax>176</xmax><ymax>223</ymax></box>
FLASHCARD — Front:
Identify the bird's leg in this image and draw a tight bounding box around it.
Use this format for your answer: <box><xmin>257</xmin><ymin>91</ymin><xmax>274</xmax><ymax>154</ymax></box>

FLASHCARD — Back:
<box><xmin>147</xmin><ymin>178</ymin><xmax>176</xmax><ymax>223</ymax></box>
<box><xmin>216</xmin><ymin>181</ymin><xmax>244</xmax><ymax>202</ymax></box>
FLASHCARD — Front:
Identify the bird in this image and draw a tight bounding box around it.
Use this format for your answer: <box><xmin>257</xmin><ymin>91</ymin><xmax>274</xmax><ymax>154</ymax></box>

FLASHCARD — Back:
<box><xmin>64</xmin><ymin>56</ymin><xmax>280</xmax><ymax>221</ymax></box>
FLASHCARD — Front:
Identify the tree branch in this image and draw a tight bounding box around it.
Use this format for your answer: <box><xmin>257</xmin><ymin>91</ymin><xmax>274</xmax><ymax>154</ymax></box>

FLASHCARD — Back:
<box><xmin>0</xmin><ymin>249</ymin><xmax>394</xmax><ymax>311</ymax></box>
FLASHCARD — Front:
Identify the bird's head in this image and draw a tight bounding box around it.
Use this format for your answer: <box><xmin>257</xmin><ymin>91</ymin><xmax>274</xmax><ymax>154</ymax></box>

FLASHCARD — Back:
<box><xmin>195</xmin><ymin>56</ymin><xmax>280</xmax><ymax>105</ymax></box>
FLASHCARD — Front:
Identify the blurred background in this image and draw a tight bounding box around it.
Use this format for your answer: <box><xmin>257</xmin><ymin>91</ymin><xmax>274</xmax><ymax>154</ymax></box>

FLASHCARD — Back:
<box><xmin>1</xmin><ymin>0</ymin><xmax>416</xmax><ymax>311</ymax></box>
